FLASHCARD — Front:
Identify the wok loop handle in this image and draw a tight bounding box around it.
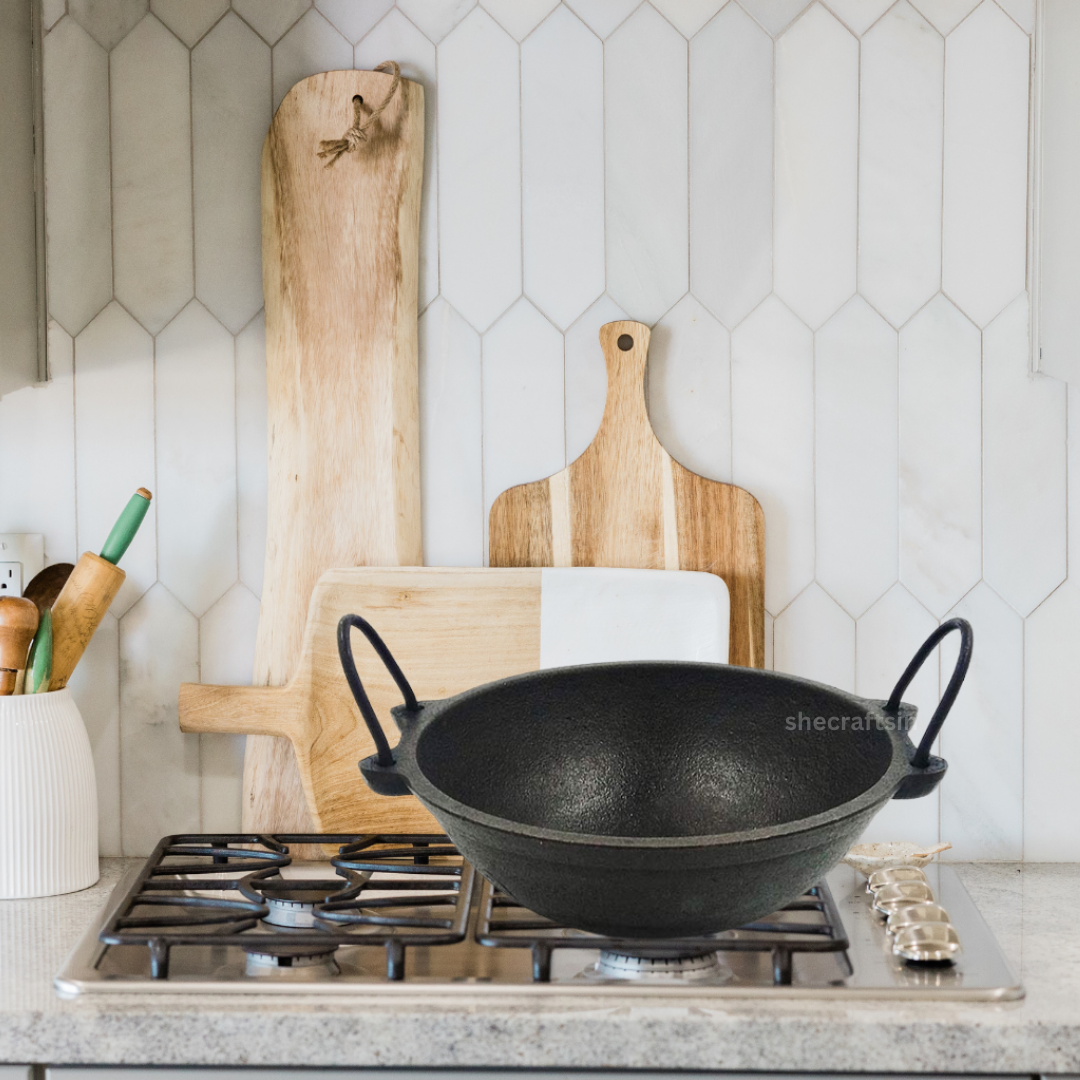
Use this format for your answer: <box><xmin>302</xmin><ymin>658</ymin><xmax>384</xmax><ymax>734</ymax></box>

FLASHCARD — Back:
<box><xmin>337</xmin><ymin>613</ymin><xmax>419</xmax><ymax>768</ymax></box>
<box><xmin>887</xmin><ymin>617</ymin><xmax>973</xmax><ymax>769</ymax></box>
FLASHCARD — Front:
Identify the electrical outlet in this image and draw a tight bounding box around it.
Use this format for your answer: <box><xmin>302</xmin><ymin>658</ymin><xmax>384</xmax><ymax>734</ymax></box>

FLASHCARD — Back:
<box><xmin>0</xmin><ymin>563</ymin><xmax>22</xmax><ymax>596</ymax></box>
<box><xmin>0</xmin><ymin>535</ymin><xmax>44</xmax><ymax>599</ymax></box>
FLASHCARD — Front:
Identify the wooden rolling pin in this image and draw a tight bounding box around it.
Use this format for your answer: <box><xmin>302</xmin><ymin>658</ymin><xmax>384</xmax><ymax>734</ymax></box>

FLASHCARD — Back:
<box><xmin>0</xmin><ymin>597</ymin><xmax>39</xmax><ymax>695</ymax></box>
<box><xmin>49</xmin><ymin>488</ymin><xmax>152</xmax><ymax>691</ymax></box>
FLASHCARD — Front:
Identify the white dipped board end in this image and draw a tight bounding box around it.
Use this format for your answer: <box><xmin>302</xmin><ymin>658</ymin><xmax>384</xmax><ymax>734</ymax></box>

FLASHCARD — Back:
<box><xmin>538</xmin><ymin>567</ymin><xmax>730</xmax><ymax>668</ymax></box>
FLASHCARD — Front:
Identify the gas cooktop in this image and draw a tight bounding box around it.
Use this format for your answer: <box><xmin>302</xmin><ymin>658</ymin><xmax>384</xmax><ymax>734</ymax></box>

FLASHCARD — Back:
<box><xmin>55</xmin><ymin>833</ymin><xmax>1022</xmax><ymax>1000</ymax></box>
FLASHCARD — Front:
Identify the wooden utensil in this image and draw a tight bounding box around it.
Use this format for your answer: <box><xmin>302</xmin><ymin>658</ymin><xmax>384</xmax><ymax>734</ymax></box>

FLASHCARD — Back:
<box><xmin>245</xmin><ymin>67</ymin><xmax>424</xmax><ymax>836</ymax></box>
<box><xmin>22</xmin><ymin>563</ymin><xmax>75</xmax><ymax>619</ymax></box>
<box><xmin>0</xmin><ymin>597</ymin><xmax>39</xmax><ymax>695</ymax></box>
<box><xmin>489</xmin><ymin>320</ymin><xmax>767</xmax><ymax>668</ymax></box>
<box><xmin>48</xmin><ymin>488</ymin><xmax>151</xmax><ymax>691</ymax></box>
<box><xmin>181</xmin><ymin>566</ymin><xmax>730</xmax><ymax>833</ymax></box>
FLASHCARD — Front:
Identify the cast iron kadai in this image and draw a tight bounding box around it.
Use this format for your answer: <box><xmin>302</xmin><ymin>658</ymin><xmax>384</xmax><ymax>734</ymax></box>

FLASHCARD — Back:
<box><xmin>340</xmin><ymin>615</ymin><xmax>973</xmax><ymax>939</ymax></box>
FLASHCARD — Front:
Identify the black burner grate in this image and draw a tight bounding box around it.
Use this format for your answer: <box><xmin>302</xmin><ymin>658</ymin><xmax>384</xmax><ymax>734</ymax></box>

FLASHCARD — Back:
<box><xmin>475</xmin><ymin>878</ymin><xmax>850</xmax><ymax>984</ymax></box>
<box><xmin>98</xmin><ymin>834</ymin><xmax>474</xmax><ymax>980</ymax></box>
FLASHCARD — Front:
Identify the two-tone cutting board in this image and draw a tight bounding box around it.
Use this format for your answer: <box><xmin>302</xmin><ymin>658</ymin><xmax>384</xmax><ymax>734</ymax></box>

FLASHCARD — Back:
<box><xmin>490</xmin><ymin>320</ymin><xmax>766</xmax><ymax>669</ymax></box>
<box><xmin>181</xmin><ymin>566</ymin><xmax>729</xmax><ymax>833</ymax></box>
<box><xmin>245</xmin><ymin>67</ymin><xmax>424</xmax><ymax>835</ymax></box>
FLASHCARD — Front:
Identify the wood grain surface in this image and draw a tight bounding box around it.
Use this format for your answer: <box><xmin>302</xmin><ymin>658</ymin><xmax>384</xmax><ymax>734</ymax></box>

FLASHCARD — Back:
<box><xmin>245</xmin><ymin>68</ymin><xmax>425</xmax><ymax>837</ymax></box>
<box><xmin>183</xmin><ymin>568</ymin><xmax>542</xmax><ymax>834</ymax></box>
<box><xmin>48</xmin><ymin>553</ymin><xmax>125</xmax><ymax>691</ymax></box>
<box><xmin>490</xmin><ymin>320</ymin><xmax>766</xmax><ymax>668</ymax></box>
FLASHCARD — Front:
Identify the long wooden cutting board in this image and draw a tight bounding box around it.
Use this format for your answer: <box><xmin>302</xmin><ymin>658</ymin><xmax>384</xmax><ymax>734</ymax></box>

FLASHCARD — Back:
<box><xmin>489</xmin><ymin>320</ymin><xmax>766</xmax><ymax>668</ymax></box>
<box><xmin>182</xmin><ymin>566</ymin><xmax>730</xmax><ymax>833</ymax></box>
<box><xmin>245</xmin><ymin>68</ymin><xmax>424</xmax><ymax>835</ymax></box>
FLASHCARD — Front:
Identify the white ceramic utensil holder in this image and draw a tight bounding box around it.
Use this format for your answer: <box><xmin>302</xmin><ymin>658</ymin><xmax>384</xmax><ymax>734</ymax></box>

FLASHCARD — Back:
<box><xmin>0</xmin><ymin>688</ymin><xmax>99</xmax><ymax>899</ymax></box>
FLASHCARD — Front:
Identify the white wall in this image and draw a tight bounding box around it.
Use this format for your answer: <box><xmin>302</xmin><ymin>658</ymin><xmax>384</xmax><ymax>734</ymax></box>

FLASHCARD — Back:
<box><xmin>1</xmin><ymin>0</ymin><xmax>1073</xmax><ymax>861</ymax></box>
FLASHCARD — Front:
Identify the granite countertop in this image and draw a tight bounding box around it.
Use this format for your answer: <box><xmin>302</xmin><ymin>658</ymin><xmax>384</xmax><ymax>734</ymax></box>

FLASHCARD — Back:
<box><xmin>1</xmin><ymin>859</ymin><xmax>1078</xmax><ymax>1072</ymax></box>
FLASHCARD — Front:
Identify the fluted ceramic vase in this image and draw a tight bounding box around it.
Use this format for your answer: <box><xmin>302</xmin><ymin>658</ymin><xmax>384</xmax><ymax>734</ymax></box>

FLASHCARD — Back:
<box><xmin>0</xmin><ymin>688</ymin><xmax>99</xmax><ymax>899</ymax></box>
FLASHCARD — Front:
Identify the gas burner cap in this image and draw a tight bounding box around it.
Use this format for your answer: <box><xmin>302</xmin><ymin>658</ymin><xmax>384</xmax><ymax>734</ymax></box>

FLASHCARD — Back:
<box><xmin>592</xmin><ymin>950</ymin><xmax>732</xmax><ymax>983</ymax></box>
<box><xmin>243</xmin><ymin>941</ymin><xmax>340</xmax><ymax>976</ymax></box>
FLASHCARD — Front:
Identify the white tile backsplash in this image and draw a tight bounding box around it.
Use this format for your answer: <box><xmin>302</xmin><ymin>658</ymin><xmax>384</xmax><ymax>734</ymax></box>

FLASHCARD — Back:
<box><xmin>29</xmin><ymin>0</ymin><xmax>1070</xmax><ymax>859</ymax></box>
<box><xmin>774</xmin><ymin>3</ymin><xmax>858</xmax><ymax>329</ymax></box>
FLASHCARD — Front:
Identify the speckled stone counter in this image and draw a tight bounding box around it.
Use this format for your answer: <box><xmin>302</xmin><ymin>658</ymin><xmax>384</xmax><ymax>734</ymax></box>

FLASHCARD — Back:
<box><xmin>1</xmin><ymin>860</ymin><xmax>1078</xmax><ymax>1072</ymax></box>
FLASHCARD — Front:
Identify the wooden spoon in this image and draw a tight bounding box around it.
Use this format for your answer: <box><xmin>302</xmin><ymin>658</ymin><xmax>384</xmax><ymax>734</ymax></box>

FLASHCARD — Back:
<box><xmin>23</xmin><ymin>562</ymin><xmax>75</xmax><ymax>619</ymax></box>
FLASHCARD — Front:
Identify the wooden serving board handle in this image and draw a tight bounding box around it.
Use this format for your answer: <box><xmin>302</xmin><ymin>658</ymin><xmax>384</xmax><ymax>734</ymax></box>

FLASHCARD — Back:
<box><xmin>245</xmin><ymin>67</ymin><xmax>425</xmax><ymax>838</ymax></box>
<box><xmin>490</xmin><ymin>320</ymin><xmax>766</xmax><ymax>668</ymax></box>
<box><xmin>180</xmin><ymin>683</ymin><xmax>302</xmax><ymax>739</ymax></box>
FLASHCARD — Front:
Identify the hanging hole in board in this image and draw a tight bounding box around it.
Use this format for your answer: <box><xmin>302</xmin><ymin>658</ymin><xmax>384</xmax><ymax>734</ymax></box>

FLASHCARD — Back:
<box><xmin>617</xmin><ymin>334</ymin><xmax>634</xmax><ymax>351</ymax></box>
<box><xmin>353</xmin><ymin>94</ymin><xmax>364</xmax><ymax>105</ymax></box>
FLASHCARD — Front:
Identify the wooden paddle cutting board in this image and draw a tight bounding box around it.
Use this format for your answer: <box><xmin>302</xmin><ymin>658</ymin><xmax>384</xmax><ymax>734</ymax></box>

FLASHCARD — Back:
<box><xmin>181</xmin><ymin>566</ymin><xmax>730</xmax><ymax>833</ymax></box>
<box><xmin>490</xmin><ymin>320</ymin><xmax>766</xmax><ymax>668</ymax></box>
<box><xmin>244</xmin><ymin>67</ymin><xmax>425</xmax><ymax>836</ymax></box>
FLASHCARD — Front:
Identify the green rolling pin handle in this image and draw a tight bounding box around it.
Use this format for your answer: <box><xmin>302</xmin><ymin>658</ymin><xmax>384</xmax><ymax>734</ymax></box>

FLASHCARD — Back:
<box><xmin>26</xmin><ymin>608</ymin><xmax>52</xmax><ymax>695</ymax></box>
<box><xmin>99</xmin><ymin>488</ymin><xmax>153</xmax><ymax>566</ymax></box>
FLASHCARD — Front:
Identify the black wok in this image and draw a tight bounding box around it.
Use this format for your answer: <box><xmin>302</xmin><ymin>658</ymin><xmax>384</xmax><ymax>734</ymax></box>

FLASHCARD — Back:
<box><xmin>341</xmin><ymin>615</ymin><xmax>972</xmax><ymax>939</ymax></box>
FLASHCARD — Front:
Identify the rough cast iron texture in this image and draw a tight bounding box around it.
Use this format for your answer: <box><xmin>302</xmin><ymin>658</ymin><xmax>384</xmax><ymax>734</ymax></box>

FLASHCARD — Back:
<box><xmin>342</xmin><ymin>617</ymin><xmax>972</xmax><ymax>939</ymax></box>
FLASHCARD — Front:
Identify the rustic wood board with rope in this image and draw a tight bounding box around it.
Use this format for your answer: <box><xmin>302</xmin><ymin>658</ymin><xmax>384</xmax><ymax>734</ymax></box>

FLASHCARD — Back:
<box><xmin>242</xmin><ymin>65</ymin><xmax>424</xmax><ymax>840</ymax></box>
<box><xmin>489</xmin><ymin>320</ymin><xmax>766</xmax><ymax>669</ymax></box>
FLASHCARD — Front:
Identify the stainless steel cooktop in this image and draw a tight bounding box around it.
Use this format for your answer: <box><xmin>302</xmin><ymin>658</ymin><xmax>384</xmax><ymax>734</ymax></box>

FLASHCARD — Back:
<box><xmin>55</xmin><ymin>834</ymin><xmax>1022</xmax><ymax>1001</ymax></box>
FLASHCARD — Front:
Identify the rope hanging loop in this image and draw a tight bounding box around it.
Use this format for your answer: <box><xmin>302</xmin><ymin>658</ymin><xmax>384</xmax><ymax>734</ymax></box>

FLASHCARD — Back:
<box><xmin>318</xmin><ymin>60</ymin><xmax>402</xmax><ymax>167</ymax></box>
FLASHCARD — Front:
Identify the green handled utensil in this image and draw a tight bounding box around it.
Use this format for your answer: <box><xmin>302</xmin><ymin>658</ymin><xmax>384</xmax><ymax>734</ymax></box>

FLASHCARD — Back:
<box><xmin>99</xmin><ymin>487</ymin><xmax>152</xmax><ymax>565</ymax></box>
<box><xmin>25</xmin><ymin>608</ymin><xmax>52</xmax><ymax>694</ymax></box>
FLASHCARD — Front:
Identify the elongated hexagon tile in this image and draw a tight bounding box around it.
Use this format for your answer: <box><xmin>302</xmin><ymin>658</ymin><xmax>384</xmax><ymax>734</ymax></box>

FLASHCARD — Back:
<box><xmin>774</xmin><ymin>583</ymin><xmax>855</xmax><ymax>692</ymax></box>
<box><xmin>565</xmin><ymin>295</ymin><xmax>628</xmax><ymax>463</ymax></box>
<box><xmin>690</xmin><ymin>1</ymin><xmax>772</xmax><ymax>329</ymax></box>
<box><xmin>316</xmin><ymin>0</ymin><xmax>392</xmax><ymax>42</ymax></box>
<box><xmin>236</xmin><ymin>311</ymin><xmax>268</xmax><ymax>599</ymax></box>
<box><xmin>856</xmin><ymin>584</ymin><xmax>940</xmax><ymax>846</ymax></box>
<box><xmin>824</xmin><ymin>0</ymin><xmax>894</xmax><ymax>35</ymax></box>
<box><xmin>899</xmin><ymin>295</ymin><xmax>981</xmax><ymax>618</ymax></box>
<box><xmin>648</xmin><ymin>295</ymin><xmax>731</xmax><ymax>483</ymax></box>
<box><xmin>43</xmin><ymin>0</ymin><xmax>66</xmax><ymax>32</ymax></box>
<box><xmin>272</xmin><ymin>8</ymin><xmax>352</xmax><ymax>111</ymax></box>
<box><xmin>200</xmin><ymin>582</ymin><xmax>261</xmax><ymax>832</ymax></box>
<box><xmin>996</xmin><ymin>0</ymin><xmax>1034</xmax><ymax>34</ymax></box>
<box><xmin>397</xmin><ymin>0</ymin><xmax>476</xmax><ymax>43</ymax></box>
<box><xmin>774</xmin><ymin>4</ymin><xmax>857</xmax><ymax>331</ymax></box>
<box><xmin>232</xmin><ymin>0</ymin><xmax>309</xmax><ymax>45</ymax></box>
<box><xmin>69</xmin><ymin>0</ymin><xmax>146</xmax><ymax>48</ymax></box>
<box><xmin>156</xmin><ymin>301</ymin><xmax>238</xmax><ymax>618</ymax></box>
<box><xmin>74</xmin><ymin>303</ymin><xmax>156</xmax><ymax>616</ymax></box>
<box><xmin>563</xmin><ymin>0</ymin><xmax>639</xmax><ymax>38</ymax></box>
<box><xmin>651</xmin><ymin>0</ymin><xmax>727</xmax><ymax>38</ymax></box>
<box><xmin>983</xmin><ymin>295</ymin><xmax>1066</xmax><ymax>616</ymax></box>
<box><xmin>859</xmin><ymin>2</ymin><xmax>943</xmax><ymax>328</ymax></box>
<box><xmin>193</xmin><ymin>12</ymin><xmax>270</xmax><ymax>334</ymax></box>
<box><xmin>438</xmin><ymin>9</ymin><xmax>520</xmax><ymax>332</ymax></box>
<box><xmin>731</xmin><ymin>295</ymin><xmax>814</xmax><ymax>615</ymax></box>
<box><xmin>482</xmin><ymin>0</ymin><xmax>558</xmax><ymax>40</ymax></box>
<box><xmin>151</xmin><ymin>0</ymin><xmax>228</xmax><ymax>45</ymax></box>
<box><xmin>606</xmin><ymin>4</ymin><xmax>688</xmax><ymax>325</ymax></box>
<box><xmin>909</xmin><ymin>0</ymin><xmax>979</xmax><ymax>35</ymax></box>
<box><xmin>419</xmin><ymin>298</ymin><xmax>483</xmax><ymax>567</ymax></box>
<box><xmin>43</xmin><ymin>18</ymin><xmax>112</xmax><ymax>337</ymax></box>
<box><xmin>738</xmin><ymin>0</ymin><xmax>811</xmax><ymax>36</ymax></box>
<box><xmin>68</xmin><ymin>611</ymin><xmax>120</xmax><ymax>855</ymax></box>
<box><xmin>522</xmin><ymin>4</ymin><xmax>604</xmax><ymax>330</ymax></box>
<box><xmin>481</xmin><ymin>299</ymin><xmax>564</xmax><ymax>549</ymax></box>
<box><xmin>1072</xmin><ymin>384</ymin><xmax>1080</xmax><ymax>573</ymax></box>
<box><xmin>942</xmin><ymin>0</ymin><xmax>1028</xmax><ymax>328</ymax></box>
<box><xmin>940</xmin><ymin>582</ymin><xmax>1022</xmax><ymax>860</ymax></box>
<box><xmin>0</xmin><ymin>322</ymin><xmax>76</xmax><ymax>564</ymax></box>
<box><xmin>816</xmin><ymin>297</ymin><xmax>898</xmax><ymax>618</ymax></box>
<box><xmin>356</xmin><ymin>10</ymin><xmax>438</xmax><ymax>312</ymax></box>
<box><xmin>1025</xmin><ymin>578</ymin><xmax>1080</xmax><ymax>859</ymax></box>
<box><xmin>111</xmin><ymin>14</ymin><xmax>194</xmax><ymax>335</ymax></box>
<box><xmin>120</xmin><ymin>583</ymin><xmax>200</xmax><ymax>855</ymax></box>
